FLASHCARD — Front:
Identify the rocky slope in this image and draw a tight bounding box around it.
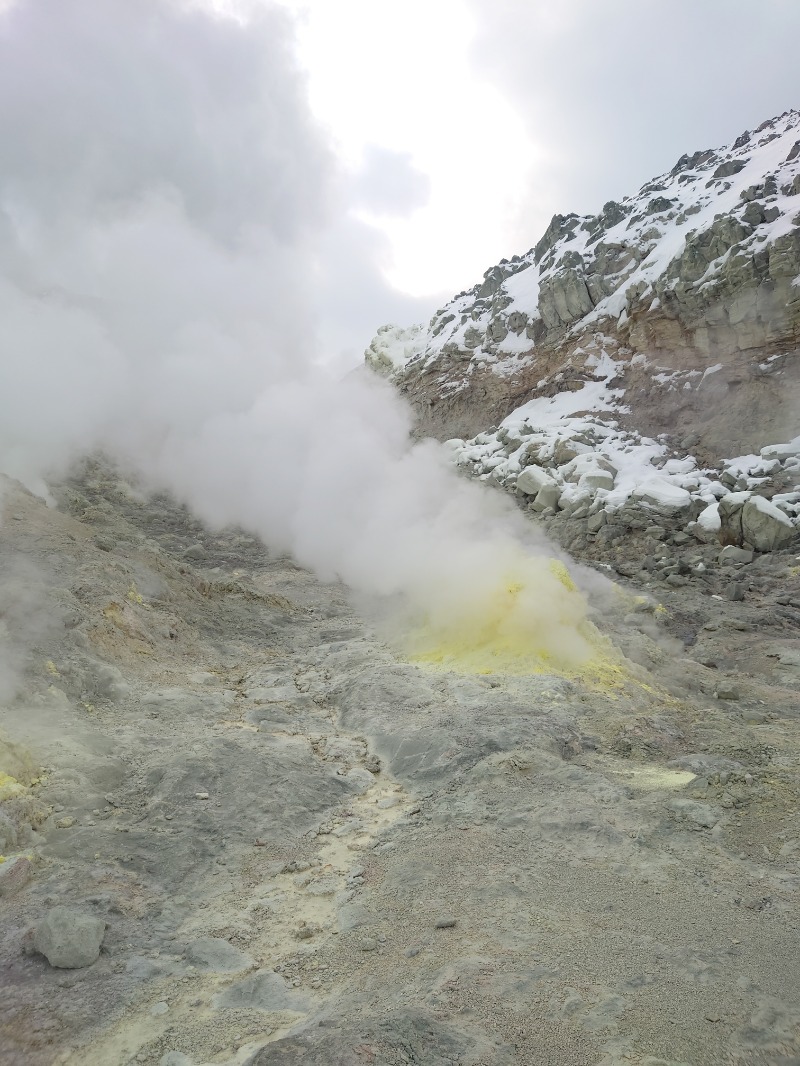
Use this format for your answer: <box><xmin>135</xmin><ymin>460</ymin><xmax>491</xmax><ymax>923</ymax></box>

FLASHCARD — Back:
<box><xmin>367</xmin><ymin>110</ymin><xmax>800</xmax><ymax>458</ymax></box>
<box><xmin>366</xmin><ymin>111</ymin><xmax>800</xmax><ymax>582</ymax></box>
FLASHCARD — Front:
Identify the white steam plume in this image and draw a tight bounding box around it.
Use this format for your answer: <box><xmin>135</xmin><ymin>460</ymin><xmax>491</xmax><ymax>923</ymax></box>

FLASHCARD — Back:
<box><xmin>0</xmin><ymin>0</ymin><xmax>591</xmax><ymax>669</ymax></box>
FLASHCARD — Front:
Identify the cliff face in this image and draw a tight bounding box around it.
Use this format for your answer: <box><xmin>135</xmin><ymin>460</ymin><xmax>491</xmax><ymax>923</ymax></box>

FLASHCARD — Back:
<box><xmin>369</xmin><ymin>111</ymin><xmax>800</xmax><ymax>460</ymax></box>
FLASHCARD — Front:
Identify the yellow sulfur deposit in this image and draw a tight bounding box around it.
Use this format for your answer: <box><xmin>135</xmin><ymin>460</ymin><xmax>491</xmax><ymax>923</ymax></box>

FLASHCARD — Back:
<box><xmin>127</xmin><ymin>583</ymin><xmax>144</xmax><ymax>605</ymax></box>
<box><xmin>0</xmin><ymin>772</ymin><xmax>25</xmax><ymax>802</ymax></box>
<box><xmin>406</xmin><ymin>556</ymin><xmax>634</xmax><ymax>693</ymax></box>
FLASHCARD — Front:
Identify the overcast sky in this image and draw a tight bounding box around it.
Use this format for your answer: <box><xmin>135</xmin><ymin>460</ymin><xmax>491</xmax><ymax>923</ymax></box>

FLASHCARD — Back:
<box><xmin>275</xmin><ymin>0</ymin><xmax>799</xmax><ymax>315</ymax></box>
<box><xmin>1</xmin><ymin>0</ymin><xmax>797</xmax><ymax>362</ymax></box>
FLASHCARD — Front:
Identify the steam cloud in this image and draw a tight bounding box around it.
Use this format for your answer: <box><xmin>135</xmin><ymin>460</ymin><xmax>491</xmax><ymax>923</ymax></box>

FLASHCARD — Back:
<box><xmin>0</xmin><ymin>0</ymin><xmax>590</xmax><ymax>672</ymax></box>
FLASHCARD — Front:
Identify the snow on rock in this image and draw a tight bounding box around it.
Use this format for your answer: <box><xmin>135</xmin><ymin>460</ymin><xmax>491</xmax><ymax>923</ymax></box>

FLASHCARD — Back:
<box><xmin>517</xmin><ymin>467</ymin><xmax>557</xmax><ymax>496</ymax></box>
<box><xmin>364</xmin><ymin>323</ymin><xmax>426</xmax><ymax>377</ymax></box>
<box><xmin>632</xmin><ymin>479</ymin><xmax>694</xmax><ymax>512</ymax></box>
<box><xmin>447</xmin><ymin>362</ymin><xmax>800</xmax><ymax>550</ymax></box>
<box><xmin>741</xmin><ymin>494</ymin><xmax>797</xmax><ymax>552</ymax></box>
<box><xmin>761</xmin><ymin>435</ymin><xmax>800</xmax><ymax>461</ymax></box>
<box><xmin>692</xmin><ymin>501</ymin><xmax>722</xmax><ymax>544</ymax></box>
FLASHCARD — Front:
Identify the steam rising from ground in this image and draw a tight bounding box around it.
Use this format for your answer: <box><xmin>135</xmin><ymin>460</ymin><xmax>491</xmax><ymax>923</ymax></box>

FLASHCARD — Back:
<box><xmin>0</xmin><ymin>0</ymin><xmax>591</xmax><ymax>679</ymax></box>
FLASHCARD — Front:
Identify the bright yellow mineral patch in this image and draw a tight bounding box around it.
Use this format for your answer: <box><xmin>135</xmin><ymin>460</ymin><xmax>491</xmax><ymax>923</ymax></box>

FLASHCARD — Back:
<box><xmin>127</xmin><ymin>583</ymin><xmax>144</xmax><ymax>605</ymax></box>
<box><xmin>406</xmin><ymin>555</ymin><xmax>633</xmax><ymax>693</ymax></box>
<box><xmin>0</xmin><ymin>772</ymin><xmax>25</xmax><ymax>802</ymax></box>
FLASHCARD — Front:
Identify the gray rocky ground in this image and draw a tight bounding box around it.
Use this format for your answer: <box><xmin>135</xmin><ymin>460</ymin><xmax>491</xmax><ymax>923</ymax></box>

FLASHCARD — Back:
<box><xmin>2</xmin><ymin>462</ymin><xmax>800</xmax><ymax>1065</ymax></box>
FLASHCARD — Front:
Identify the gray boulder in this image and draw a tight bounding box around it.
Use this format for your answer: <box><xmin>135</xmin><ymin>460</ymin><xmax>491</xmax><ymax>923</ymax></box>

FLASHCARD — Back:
<box><xmin>741</xmin><ymin>496</ymin><xmax>798</xmax><ymax>551</ymax></box>
<box><xmin>34</xmin><ymin>907</ymin><xmax>106</xmax><ymax>968</ymax></box>
<box><xmin>717</xmin><ymin>491</ymin><xmax>750</xmax><ymax>545</ymax></box>
<box><xmin>534</xmin><ymin>482</ymin><xmax>562</xmax><ymax>511</ymax></box>
<box><xmin>718</xmin><ymin>545</ymin><xmax>754</xmax><ymax>566</ymax></box>
<box><xmin>587</xmin><ymin>509</ymin><xmax>607</xmax><ymax>534</ymax></box>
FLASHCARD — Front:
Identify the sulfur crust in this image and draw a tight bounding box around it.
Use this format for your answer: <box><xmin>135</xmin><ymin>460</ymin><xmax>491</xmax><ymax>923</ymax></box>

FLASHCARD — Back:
<box><xmin>405</xmin><ymin>558</ymin><xmax>660</xmax><ymax>698</ymax></box>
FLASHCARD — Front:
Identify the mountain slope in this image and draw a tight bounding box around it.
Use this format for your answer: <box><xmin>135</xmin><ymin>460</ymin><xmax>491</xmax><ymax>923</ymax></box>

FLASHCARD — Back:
<box><xmin>368</xmin><ymin>110</ymin><xmax>800</xmax><ymax>459</ymax></box>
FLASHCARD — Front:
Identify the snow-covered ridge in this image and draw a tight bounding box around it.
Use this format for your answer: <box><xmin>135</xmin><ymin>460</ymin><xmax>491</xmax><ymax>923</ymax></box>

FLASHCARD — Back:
<box><xmin>367</xmin><ymin>110</ymin><xmax>800</xmax><ymax>388</ymax></box>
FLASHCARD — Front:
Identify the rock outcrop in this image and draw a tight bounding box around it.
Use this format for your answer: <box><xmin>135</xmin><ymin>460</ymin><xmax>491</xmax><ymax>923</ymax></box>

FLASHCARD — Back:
<box><xmin>368</xmin><ymin>111</ymin><xmax>800</xmax><ymax>460</ymax></box>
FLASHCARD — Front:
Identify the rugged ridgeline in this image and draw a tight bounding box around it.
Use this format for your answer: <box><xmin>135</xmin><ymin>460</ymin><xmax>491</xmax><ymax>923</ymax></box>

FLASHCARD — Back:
<box><xmin>366</xmin><ymin>112</ymin><xmax>800</xmax><ymax>571</ymax></box>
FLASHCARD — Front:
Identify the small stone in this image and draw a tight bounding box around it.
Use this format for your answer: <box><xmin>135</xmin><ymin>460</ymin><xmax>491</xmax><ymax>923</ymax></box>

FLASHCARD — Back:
<box><xmin>364</xmin><ymin>755</ymin><xmax>381</xmax><ymax>774</ymax></box>
<box><xmin>359</xmin><ymin>937</ymin><xmax>377</xmax><ymax>952</ymax></box>
<box><xmin>743</xmin><ymin>710</ymin><xmax>768</xmax><ymax>725</ymax></box>
<box><xmin>183</xmin><ymin>543</ymin><xmax>207</xmax><ymax>561</ymax></box>
<box><xmin>715</xmin><ymin>685</ymin><xmax>740</xmax><ymax>701</ymax></box>
<box><xmin>55</xmin><ymin>817</ymin><xmax>76</xmax><ymax>829</ymax></box>
<box><xmin>150</xmin><ymin>1001</ymin><xmax>169</xmax><ymax>1016</ymax></box>
<box><xmin>725</xmin><ymin>582</ymin><xmax>746</xmax><ymax>601</ymax></box>
<box><xmin>195</xmin><ymin>792</ymin><xmax>210</xmax><ymax>800</ymax></box>
<box><xmin>434</xmin><ymin>917</ymin><xmax>457</xmax><ymax>929</ymax></box>
<box><xmin>665</xmin><ymin>574</ymin><xmax>688</xmax><ymax>588</ymax></box>
<box><xmin>93</xmin><ymin>535</ymin><xmax>116</xmax><ymax>552</ymax></box>
<box><xmin>404</xmin><ymin>946</ymin><xmax>421</xmax><ymax>957</ymax></box>
<box><xmin>0</xmin><ymin>856</ymin><xmax>33</xmax><ymax>898</ymax></box>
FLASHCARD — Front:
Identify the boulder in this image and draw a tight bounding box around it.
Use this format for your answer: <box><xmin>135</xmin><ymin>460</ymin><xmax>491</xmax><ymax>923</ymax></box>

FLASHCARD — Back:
<box><xmin>719</xmin><ymin>545</ymin><xmax>754</xmax><ymax>566</ymax></box>
<box><xmin>741</xmin><ymin>496</ymin><xmax>798</xmax><ymax>551</ymax></box>
<box><xmin>553</xmin><ymin>438</ymin><xmax>590</xmax><ymax>466</ymax></box>
<box><xmin>632</xmin><ymin>479</ymin><xmax>693</xmax><ymax>514</ymax></box>
<box><xmin>587</xmin><ymin>510</ymin><xmax>607</xmax><ymax>533</ymax></box>
<box><xmin>578</xmin><ymin>469</ymin><xmax>615</xmax><ymax>491</ymax></box>
<box><xmin>717</xmin><ymin>491</ymin><xmax>751</xmax><ymax>545</ymax></box>
<box><xmin>517</xmin><ymin>467</ymin><xmax>556</xmax><ymax>496</ymax></box>
<box><xmin>534</xmin><ymin>483</ymin><xmax>562</xmax><ymax>511</ymax></box>
<box><xmin>34</xmin><ymin>907</ymin><xmax>106</xmax><ymax>969</ymax></box>
<box><xmin>761</xmin><ymin>437</ymin><xmax>800</xmax><ymax>461</ymax></box>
